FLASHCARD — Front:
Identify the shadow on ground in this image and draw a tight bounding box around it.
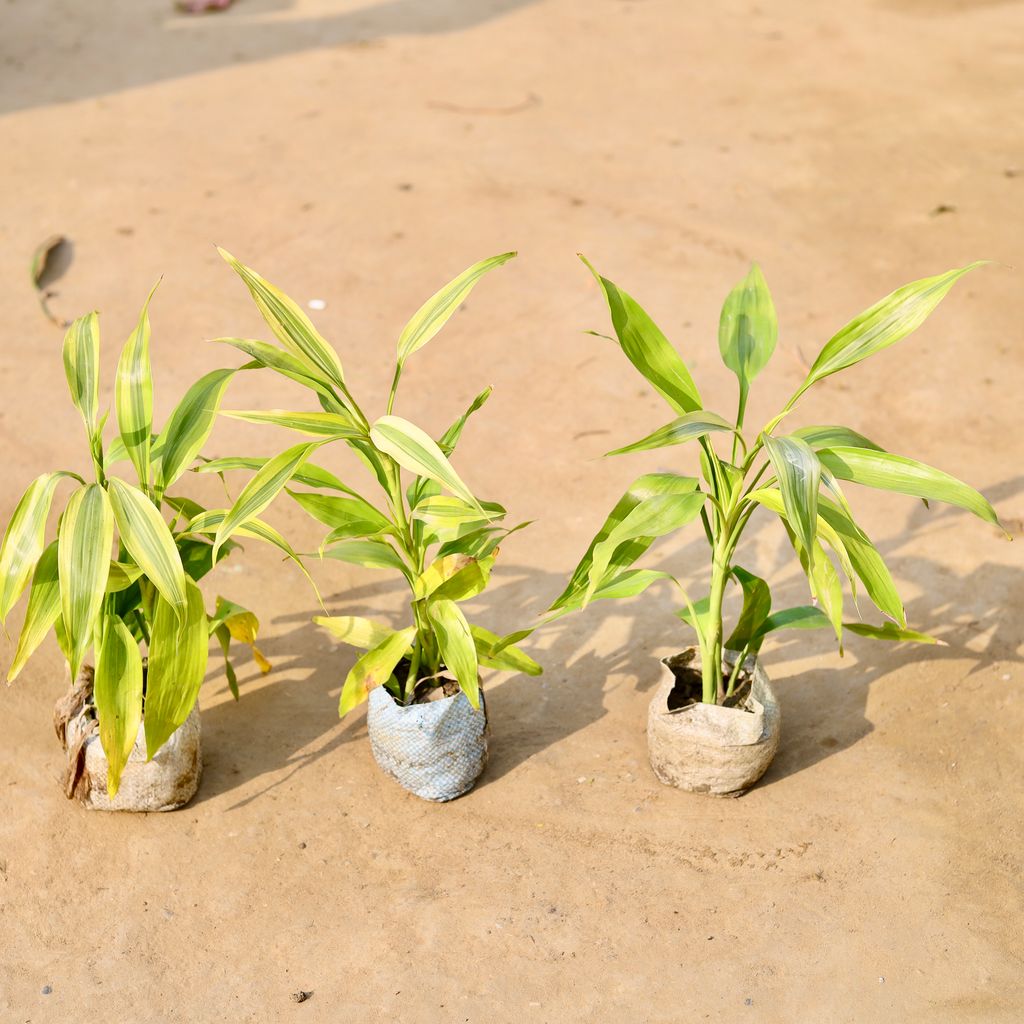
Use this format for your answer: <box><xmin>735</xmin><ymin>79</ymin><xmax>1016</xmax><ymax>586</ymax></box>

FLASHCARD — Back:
<box><xmin>2</xmin><ymin>0</ymin><xmax>542</xmax><ymax>116</ymax></box>
<box><xmin>195</xmin><ymin>475</ymin><xmax>1024</xmax><ymax>804</ymax></box>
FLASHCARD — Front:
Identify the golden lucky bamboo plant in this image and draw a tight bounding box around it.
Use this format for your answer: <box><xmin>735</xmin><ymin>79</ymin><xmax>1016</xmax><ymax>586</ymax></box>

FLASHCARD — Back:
<box><xmin>553</xmin><ymin>258</ymin><xmax>1003</xmax><ymax>704</ymax></box>
<box><xmin>190</xmin><ymin>249</ymin><xmax>540</xmax><ymax>716</ymax></box>
<box><xmin>0</xmin><ymin>288</ymin><xmax>267</xmax><ymax>796</ymax></box>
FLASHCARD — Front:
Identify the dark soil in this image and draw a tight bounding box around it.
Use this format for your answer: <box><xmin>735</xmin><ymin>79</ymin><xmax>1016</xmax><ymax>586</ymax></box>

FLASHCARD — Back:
<box><xmin>663</xmin><ymin>650</ymin><xmax>754</xmax><ymax>712</ymax></box>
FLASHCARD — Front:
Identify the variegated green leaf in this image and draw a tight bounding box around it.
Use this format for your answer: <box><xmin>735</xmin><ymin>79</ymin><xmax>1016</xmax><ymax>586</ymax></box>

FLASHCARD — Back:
<box><xmin>7</xmin><ymin>541</ymin><xmax>60</xmax><ymax>681</ymax></box>
<box><xmin>315</xmin><ymin>614</ymin><xmax>397</xmax><ymax>651</ymax></box>
<box><xmin>792</xmin><ymin>425</ymin><xmax>884</xmax><ymax>453</ymax></box>
<box><xmin>795</xmin><ymin>264</ymin><xmax>984</xmax><ymax>398</ymax></box>
<box><xmin>144</xmin><ymin>578</ymin><xmax>208</xmax><ymax>759</ymax></box>
<box><xmin>286</xmin><ymin>488</ymin><xmax>392</xmax><ymax>538</ymax></box>
<box><xmin>115</xmin><ymin>282</ymin><xmax>158</xmax><ymax>490</ymax></box>
<box><xmin>817</xmin><ymin>447</ymin><xmax>999</xmax><ymax>526</ymax></box>
<box><xmin>426</xmin><ymin>598</ymin><xmax>479</xmax><ymax>708</ymax></box>
<box><xmin>397</xmin><ymin>253</ymin><xmax>516</xmax><ymax>368</ymax></box>
<box><xmin>321</xmin><ymin>539</ymin><xmax>412</xmax><ymax>580</ymax></box>
<box><xmin>219</xmin><ymin>249</ymin><xmax>347</xmax><ymax>391</ymax></box>
<box><xmin>58</xmin><ymin>484</ymin><xmax>114</xmax><ymax>679</ymax></box>
<box><xmin>551</xmin><ymin>473</ymin><xmax>700</xmax><ymax>612</ymax></box>
<box><xmin>762</xmin><ymin>434</ymin><xmax>821</xmax><ymax>564</ymax></box>
<box><xmin>106</xmin><ymin>560</ymin><xmax>144</xmax><ymax>594</ymax></box>
<box><xmin>584</xmin><ymin>491</ymin><xmax>705</xmax><ymax>604</ymax></box>
<box><xmin>0</xmin><ymin>472</ymin><xmax>69</xmax><ymax>623</ymax></box>
<box><xmin>724</xmin><ymin>567</ymin><xmax>772</xmax><ymax>653</ymax></box>
<box><xmin>194</xmin><ymin>456</ymin><xmax>354</xmax><ymax>495</ymax></box>
<box><xmin>212</xmin><ymin>337</ymin><xmax>339</xmax><ymax>402</ymax></box>
<box><xmin>718</xmin><ymin>263</ymin><xmax>776</xmax><ymax>422</ymax></box>
<box><xmin>156</xmin><ymin>368</ymin><xmax>236</xmax><ymax>492</ymax></box>
<box><xmin>438</xmin><ymin>386</ymin><xmax>493</xmax><ymax>455</ymax></box>
<box><xmin>580</xmin><ymin>255</ymin><xmax>702</xmax><ymax>414</ymax></box>
<box><xmin>221</xmin><ymin>408</ymin><xmax>362</xmax><ymax>439</ymax></box>
<box><xmin>605</xmin><ymin>410</ymin><xmax>735</xmax><ymax>457</ymax></box>
<box><xmin>93</xmin><ymin>613</ymin><xmax>143</xmax><ymax>797</ymax></box>
<box><xmin>212</xmin><ymin>442</ymin><xmax>320</xmax><ymax>557</ymax></box>
<box><xmin>339</xmin><ymin>625</ymin><xmax>416</xmax><ymax>717</ymax></box>
<box><xmin>107</xmin><ymin>478</ymin><xmax>187</xmax><ymax>618</ymax></box>
<box><xmin>470</xmin><ymin>625</ymin><xmax>542</xmax><ymax>676</ymax></box>
<box><xmin>370</xmin><ymin>415</ymin><xmax>481</xmax><ymax>509</ymax></box>
<box><xmin>62</xmin><ymin>312</ymin><xmax>101</xmax><ymax>438</ymax></box>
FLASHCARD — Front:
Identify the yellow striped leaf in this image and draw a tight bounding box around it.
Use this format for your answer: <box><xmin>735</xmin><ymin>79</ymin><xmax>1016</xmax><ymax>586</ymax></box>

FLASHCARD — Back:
<box><xmin>0</xmin><ymin>472</ymin><xmax>68</xmax><ymax>623</ymax></box>
<box><xmin>314</xmin><ymin>615</ymin><xmax>396</xmax><ymax>651</ymax></box>
<box><xmin>58</xmin><ymin>484</ymin><xmax>114</xmax><ymax>679</ymax></box>
<box><xmin>144</xmin><ymin>578</ymin><xmax>208</xmax><ymax>759</ymax></box>
<box><xmin>370</xmin><ymin>415</ymin><xmax>480</xmax><ymax>509</ymax></box>
<box><xmin>156</xmin><ymin>368</ymin><xmax>236</xmax><ymax>492</ymax></box>
<box><xmin>218</xmin><ymin>249</ymin><xmax>347</xmax><ymax>391</ymax></box>
<box><xmin>115</xmin><ymin>282</ymin><xmax>158</xmax><ymax>490</ymax></box>
<box><xmin>221</xmin><ymin>408</ymin><xmax>361</xmax><ymax>438</ymax></box>
<box><xmin>94</xmin><ymin>613</ymin><xmax>143</xmax><ymax>797</ymax></box>
<box><xmin>62</xmin><ymin>312</ymin><xmax>101</xmax><ymax>438</ymax></box>
<box><xmin>426</xmin><ymin>598</ymin><xmax>479</xmax><ymax>708</ymax></box>
<box><xmin>7</xmin><ymin>541</ymin><xmax>61</xmax><ymax>681</ymax></box>
<box><xmin>339</xmin><ymin>625</ymin><xmax>416</xmax><ymax>717</ymax></box>
<box><xmin>107</xmin><ymin>478</ymin><xmax>187</xmax><ymax>618</ymax></box>
<box><xmin>212</xmin><ymin>441</ymin><xmax>321</xmax><ymax>558</ymax></box>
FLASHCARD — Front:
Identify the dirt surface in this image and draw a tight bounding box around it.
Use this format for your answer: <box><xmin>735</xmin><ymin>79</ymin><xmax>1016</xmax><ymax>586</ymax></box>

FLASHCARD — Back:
<box><xmin>2</xmin><ymin>1</ymin><xmax>1023</xmax><ymax>1021</ymax></box>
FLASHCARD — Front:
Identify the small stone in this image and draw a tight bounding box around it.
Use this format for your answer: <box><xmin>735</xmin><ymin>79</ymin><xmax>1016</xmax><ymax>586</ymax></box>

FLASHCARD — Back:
<box><xmin>744</xmin><ymin>997</ymin><xmax>753</xmax><ymax>1006</ymax></box>
<box><xmin>307</xmin><ymin>299</ymin><xmax>326</xmax><ymax>311</ymax></box>
<box><xmin>879</xmin><ymin>977</ymin><xmax>885</xmax><ymax>984</ymax></box>
<box><xmin>576</xmin><ymin>776</ymin><xmax>587</xmax><ymax>784</ymax></box>
<box><xmin>291</xmin><ymin>990</ymin><xmax>313</xmax><ymax>1003</ymax></box>
<box><xmin>298</xmin><ymin>842</ymin><xmax>307</xmax><ymax>849</ymax></box>
<box><xmin>42</xmin><ymin>985</ymin><xmax>53</xmax><ymax>996</ymax></box>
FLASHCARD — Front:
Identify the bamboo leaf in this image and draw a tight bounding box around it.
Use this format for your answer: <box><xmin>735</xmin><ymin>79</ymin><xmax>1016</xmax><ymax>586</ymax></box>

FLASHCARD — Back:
<box><xmin>416</xmin><ymin>554</ymin><xmax>495</xmax><ymax>603</ymax></box>
<box><xmin>755</xmin><ymin>605</ymin><xmax>831</xmax><ymax>637</ymax></box>
<box><xmin>796</xmin><ymin>263</ymin><xmax>984</xmax><ymax>397</ymax></box>
<box><xmin>62</xmin><ymin>312</ymin><xmax>101</xmax><ymax>438</ymax></box>
<box><xmin>58</xmin><ymin>484</ymin><xmax>114</xmax><ymax>679</ymax></box>
<box><xmin>212</xmin><ymin>442</ymin><xmax>320</xmax><ymax>557</ymax></box>
<box><xmin>585</xmin><ymin>491</ymin><xmax>706</xmax><ymax>605</ymax></box>
<box><xmin>339</xmin><ymin>625</ymin><xmax>416</xmax><ymax>717</ymax></box>
<box><xmin>212</xmin><ymin>337</ymin><xmax>339</xmax><ymax>401</ymax></box>
<box><xmin>411</xmin><ymin>495</ymin><xmax>501</xmax><ymax>530</ymax></box>
<box><xmin>550</xmin><ymin>473</ymin><xmax>699</xmax><ymax>612</ymax></box>
<box><xmin>321</xmin><ymin>538</ymin><xmax>412</xmax><ymax>580</ymax></box>
<box><xmin>221</xmin><ymin>408</ymin><xmax>362</xmax><ymax>439</ymax></box>
<box><xmin>0</xmin><ymin>472</ymin><xmax>68</xmax><ymax>623</ymax></box>
<box><xmin>793</xmin><ymin>425</ymin><xmax>884</xmax><ymax>453</ymax></box>
<box><xmin>397</xmin><ymin>254</ymin><xmax>516</xmax><ymax>368</ymax></box>
<box><xmin>844</xmin><ymin>621</ymin><xmax>939</xmax><ymax>644</ymax></box>
<box><xmin>93</xmin><ymin>614</ymin><xmax>143</xmax><ymax>797</ymax></box>
<box><xmin>724</xmin><ymin>567</ymin><xmax>772</xmax><ymax>652</ymax></box>
<box><xmin>426</xmin><ymin>598</ymin><xmax>479</xmax><ymax>708</ymax></box>
<box><xmin>370</xmin><ymin>415</ymin><xmax>480</xmax><ymax>509</ymax></box>
<box><xmin>115</xmin><ymin>282</ymin><xmax>158</xmax><ymax>490</ymax></box>
<box><xmin>718</xmin><ymin>263</ymin><xmax>777</xmax><ymax>418</ymax></box>
<box><xmin>817</xmin><ymin>496</ymin><xmax>905</xmax><ymax>626</ymax></box>
<box><xmin>106</xmin><ymin>560</ymin><xmax>144</xmax><ymax>593</ymax></box>
<box><xmin>286</xmin><ymin>488</ymin><xmax>392</xmax><ymax>538</ymax></box>
<box><xmin>157</xmin><ymin>368</ymin><xmax>236</xmax><ymax>492</ymax></box>
<box><xmin>606</xmin><ymin>409</ymin><xmax>735</xmax><ymax>457</ymax></box>
<box><xmin>194</xmin><ymin>455</ymin><xmax>354</xmax><ymax>495</ymax></box>
<box><xmin>763</xmin><ymin>434</ymin><xmax>821</xmax><ymax>564</ymax></box>
<box><xmin>107</xmin><ymin>478</ymin><xmax>187</xmax><ymax>618</ymax></box>
<box><xmin>144</xmin><ymin>578</ymin><xmax>208</xmax><ymax>759</ymax></box>
<box><xmin>817</xmin><ymin>447</ymin><xmax>999</xmax><ymax>526</ymax></box>
<box><xmin>470</xmin><ymin>625</ymin><xmax>542</xmax><ymax>676</ymax></box>
<box><xmin>580</xmin><ymin>255</ymin><xmax>702</xmax><ymax>414</ymax></box>
<box><xmin>7</xmin><ymin>542</ymin><xmax>61</xmax><ymax>681</ymax></box>
<box><xmin>438</xmin><ymin>386</ymin><xmax>493</xmax><ymax>455</ymax></box>
<box><xmin>188</xmin><ymin>508</ymin><xmax>319</xmax><ymax>600</ymax></box>
<box><xmin>218</xmin><ymin>249</ymin><xmax>347</xmax><ymax>391</ymax></box>
<box><xmin>315</xmin><ymin>615</ymin><xmax>396</xmax><ymax>651</ymax></box>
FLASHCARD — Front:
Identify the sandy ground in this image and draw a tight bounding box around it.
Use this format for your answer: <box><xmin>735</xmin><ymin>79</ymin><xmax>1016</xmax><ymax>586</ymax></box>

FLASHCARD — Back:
<box><xmin>1</xmin><ymin>0</ymin><xmax>1023</xmax><ymax>1020</ymax></box>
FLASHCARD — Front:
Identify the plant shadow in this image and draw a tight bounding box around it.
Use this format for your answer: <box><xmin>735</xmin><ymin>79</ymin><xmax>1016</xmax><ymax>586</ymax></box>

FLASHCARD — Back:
<box><xmin>195</xmin><ymin>475</ymin><xmax>1024</xmax><ymax>804</ymax></box>
<box><xmin>3</xmin><ymin>0</ymin><xmax>544</xmax><ymax>116</ymax></box>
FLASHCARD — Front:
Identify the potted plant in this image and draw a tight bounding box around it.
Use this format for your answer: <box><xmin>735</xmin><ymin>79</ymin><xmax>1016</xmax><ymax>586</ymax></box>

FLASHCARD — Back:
<box><xmin>0</xmin><ymin>287</ymin><xmax>268</xmax><ymax>811</ymax></box>
<box><xmin>199</xmin><ymin>249</ymin><xmax>541</xmax><ymax>801</ymax></box>
<box><xmin>552</xmin><ymin>257</ymin><xmax>1003</xmax><ymax>795</ymax></box>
